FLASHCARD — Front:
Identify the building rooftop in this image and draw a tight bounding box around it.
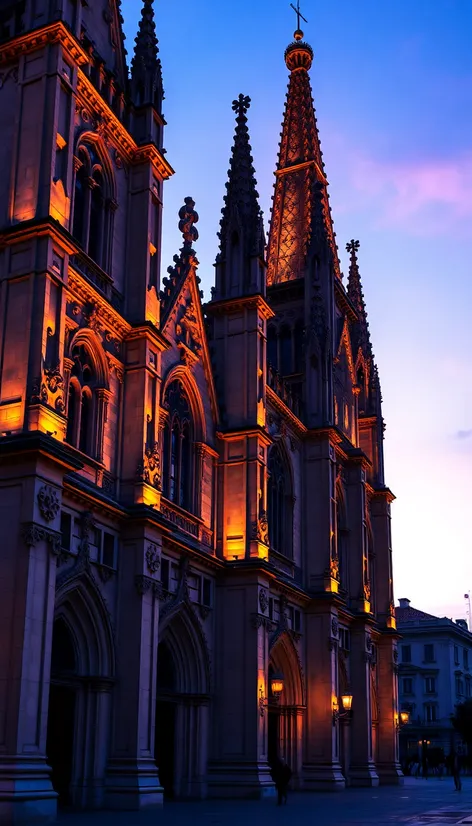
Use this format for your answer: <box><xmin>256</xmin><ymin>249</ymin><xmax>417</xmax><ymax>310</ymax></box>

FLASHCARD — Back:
<box><xmin>396</xmin><ymin>598</ymin><xmax>471</xmax><ymax>638</ymax></box>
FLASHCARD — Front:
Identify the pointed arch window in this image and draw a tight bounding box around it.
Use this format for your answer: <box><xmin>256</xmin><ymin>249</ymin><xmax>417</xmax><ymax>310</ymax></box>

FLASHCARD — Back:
<box><xmin>65</xmin><ymin>343</ymin><xmax>108</xmax><ymax>461</ymax></box>
<box><xmin>163</xmin><ymin>381</ymin><xmax>193</xmax><ymax>512</ymax></box>
<box><xmin>268</xmin><ymin>445</ymin><xmax>293</xmax><ymax>558</ymax></box>
<box><xmin>72</xmin><ymin>144</ymin><xmax>114</xmax><ymax>272</ymax></box>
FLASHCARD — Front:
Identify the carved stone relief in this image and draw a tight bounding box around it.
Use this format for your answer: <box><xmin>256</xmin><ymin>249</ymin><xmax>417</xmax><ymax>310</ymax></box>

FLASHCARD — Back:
<box><xmin>37</xmin><ymin>485</ymin><xmax>60</xmax><ymax>523</ymax></box>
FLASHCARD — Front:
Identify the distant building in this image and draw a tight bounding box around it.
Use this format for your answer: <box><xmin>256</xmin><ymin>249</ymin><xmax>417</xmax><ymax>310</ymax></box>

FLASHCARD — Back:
<box><xmin>397</xmin><ymin>598</ymin><xmax>472</xmax><ymax>760</ymax></box>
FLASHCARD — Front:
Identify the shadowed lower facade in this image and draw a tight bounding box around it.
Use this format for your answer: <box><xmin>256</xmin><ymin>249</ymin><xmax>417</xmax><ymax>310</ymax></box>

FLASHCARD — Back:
<box><xmin>0</xmin><ymin>1</ymin><xmax>402</xmax><ymax>821</ymax></box>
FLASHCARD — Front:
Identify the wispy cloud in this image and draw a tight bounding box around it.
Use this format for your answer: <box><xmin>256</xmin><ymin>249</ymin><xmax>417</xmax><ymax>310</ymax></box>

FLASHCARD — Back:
<box><xmin>457</xmin><ymin>429</ymin><xmax>472</xmax><ymax>440</ymax></box>
<box><xmin>349</xmin><ymin>152</ymin><xmax>472</xmax><ymax>236</ymax></box>
<box><xmin>325</xmin><ymin>127</ymin><xmax>472</xmax><ymax>237</ymax></box>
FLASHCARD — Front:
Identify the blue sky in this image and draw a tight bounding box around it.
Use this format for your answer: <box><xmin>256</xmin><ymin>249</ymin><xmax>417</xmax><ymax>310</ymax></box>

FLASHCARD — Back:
<box><xmin>121</xmin><ymin>0</ymin><xmax>472</xmax><ymax>621</ymax></box>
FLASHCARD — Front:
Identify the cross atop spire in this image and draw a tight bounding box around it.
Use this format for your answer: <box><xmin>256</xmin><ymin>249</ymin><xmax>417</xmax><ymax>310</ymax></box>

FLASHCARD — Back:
<box><xmin>346</xmin><ymin>240</ymin><xmax>372</xmax><ymax>357</ymax></box>
<box><xmin>232</xmin><ymin>94</ymin><xmax>251</xmax><ymax>119</ymax></box>
<box><xmin>290</xmin><ymin>0</ymin><xmax>308</xmax><ymax>37</ymax></box>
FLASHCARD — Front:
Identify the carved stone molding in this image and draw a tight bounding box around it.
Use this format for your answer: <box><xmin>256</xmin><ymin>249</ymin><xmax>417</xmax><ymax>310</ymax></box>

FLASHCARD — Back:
<box><xmin>37</xmin><ymin>484</ymin><xmax>60</xmax><ymax>523</ymax></box>
<box><xmin>250</xmin><ymin>613</ymin><xmax>274</xmax><ymax>632</ymax></box>
<box><xmin>251</xmin><ymin>510</ymin><xmax>269</xmax><ymax>545</ymax></box>
<box><xmin>145</xmin><ymin>543</ymin><xmax>161</xmax><ymax>575</ymax></box>
<box><xmin>137</xmin><ymin>442</ymin><xmax>161</xmax><ymax>490</ymax></box>
<box><xmin>259</xmin><ymin>587</ymin><xmax>269</xmax><ymax>614</ymax></box>
<box><xmin>331</xmin><ymin>617</ymin><xmax>339</xmax><ymax>638</ymax></box>
<box><xmin>134</xmin><ymin>574</ymin><xmax>163</xmax><ymax>598</ymax></box>
<box><xmin>22</xmin><ymin>522</ymin><xmax>61</xmax><ymax>556</ymax></box>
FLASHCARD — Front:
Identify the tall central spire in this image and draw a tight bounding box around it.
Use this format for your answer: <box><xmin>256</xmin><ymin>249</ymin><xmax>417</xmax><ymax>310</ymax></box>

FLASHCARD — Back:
<box><xmin>267</xmin><ymin>27</ymin><xmax>340</xmax><ymax>285</ymax></box>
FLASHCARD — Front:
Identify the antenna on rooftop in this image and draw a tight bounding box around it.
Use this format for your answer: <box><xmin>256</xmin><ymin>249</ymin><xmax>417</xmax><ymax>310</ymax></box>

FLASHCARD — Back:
<box><xmin>464</xmin><ymin>592</ymin><xmax>471</xmax><ymax>631</ymax></box>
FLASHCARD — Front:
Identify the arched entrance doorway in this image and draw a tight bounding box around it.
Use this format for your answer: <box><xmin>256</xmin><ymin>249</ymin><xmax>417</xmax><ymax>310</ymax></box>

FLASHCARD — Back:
<box><xmin>269</xmin><ymin>632</ymin><xmax>305</xmax><ymax>787</ymax></box>
<box><xmin>156</xmin><ymin>605</ymin><xmax>210</xmax><ymax>799</ymax></box>
<box><xmin>46</xmin><ymin>574</ymin><xmax>115</xmax><ymax>808</ymax></box>
<box><xmin>47</xmin><ymin>618</ymin><xmax>77</xmax><ymax>806</ymax></box>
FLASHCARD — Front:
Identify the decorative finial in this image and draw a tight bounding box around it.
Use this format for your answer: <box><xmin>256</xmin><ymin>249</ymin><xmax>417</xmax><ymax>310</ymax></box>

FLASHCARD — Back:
<box><xmin>346</xmin><ymin>239</ymin><xmax>360</xmax><ymax>258</ymax></box>
<box><xmin>290</xmin><ymin>0</ymin><xmax>307</xmax><ymax>39</ymax></box>
<box><xmin>232</xmin><ymin>94</ymin><xmax>251</xmax><ymax>120</ymax></box>
<box><xmin>178</xmin><ymin>197</ymin><xmax>199</xmax><ymax>248</ymax></box>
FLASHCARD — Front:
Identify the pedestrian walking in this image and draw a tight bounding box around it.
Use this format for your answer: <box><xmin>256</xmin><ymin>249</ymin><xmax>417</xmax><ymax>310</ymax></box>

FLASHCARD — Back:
<box><xmin>451</xmin><ymin>750</ymin><xmax>462</xmax><ymax>791</ymax></box>
<box><xmin>271</xmin><ymin>757</ymin><xmax>292</xmax><ymax>805</ymax></box>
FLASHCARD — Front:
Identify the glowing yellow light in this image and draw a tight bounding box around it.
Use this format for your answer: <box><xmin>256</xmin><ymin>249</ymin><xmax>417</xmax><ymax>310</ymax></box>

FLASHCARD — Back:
<box><xmin>270</xmin><ymin>673</ymin><xmax>284</xmax><ymax>697</ymax></box>
<box><xmin>400</xmin><ymin>710</ymin><xmax>410</xmax><ymax>726</ymax></box>
<box><xmin>341</xmin><ymin>693</ymin><xmax>353</xmax><ymax>712</ymax></box>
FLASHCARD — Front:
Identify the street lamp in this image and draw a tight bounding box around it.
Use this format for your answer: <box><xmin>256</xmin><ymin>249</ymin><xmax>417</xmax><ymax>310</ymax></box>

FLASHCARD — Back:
<box><xmin>259</xmin><ymin>672</ymin><xmax>284</xmax><ymax>717</ymax></box>
<box><xmin>333</xmin><ymin>692</ymin><xmax>353</xmax><ymax>725</ymax></box>
<box><xmin>395</xmin><ymin>710</ymin><xmax>411</xmax><ymax>731</ymax></box>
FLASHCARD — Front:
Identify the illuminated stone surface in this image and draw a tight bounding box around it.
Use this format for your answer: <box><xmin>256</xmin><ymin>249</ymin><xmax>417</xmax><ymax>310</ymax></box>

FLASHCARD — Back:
<box><xmin>0</xmin><ymin>1</ymin><xmax>400</xmax><ymax>821</ymax></box>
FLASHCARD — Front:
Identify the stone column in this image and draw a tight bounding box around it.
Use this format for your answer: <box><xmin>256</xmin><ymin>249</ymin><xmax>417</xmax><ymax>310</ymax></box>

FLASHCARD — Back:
<box><xmin>348</xmin><ymin>623</ymin><xmax>379</xmax><ymax>786</ymax></box>
<box><xmin>207</xmin><ymin>576</ymin><xmax>274</xmax><ymax>798</ymax></box>
<box><xmin>376</xmin><ymin>636</ymin><xmax>403</xmax><ymax>784</ymax></box>
<box><xmin>301</xmin><ymin>609</ymin><xmax>345</xmax><ymax>790</ymax></box>
<box><xmin>105</xmin><ymin>536</ymin><xmax>163</xmax><ymax>810</ymax></box>
<box><xmin>0</xmin><ymin>522</ymin><xmax>61</xmax><ymax>823</ymax></box>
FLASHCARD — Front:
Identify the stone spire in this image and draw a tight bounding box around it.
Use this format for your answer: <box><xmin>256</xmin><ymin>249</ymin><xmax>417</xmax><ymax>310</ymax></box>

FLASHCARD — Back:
<box><xmin>266</xmin><ymin>28</ymin><xmax>340</xmax><ymax>285</ymax></box>
<box><xmin>346</xmin><ymin>240</ymin><xmax>372</xmax><ymax>358</ymax></box>
<box><xmin>130</xmin><ymin>0</ymin><xmax>163</xmax><ymax>111</ymax></box>
<box><xmin>213</xmin><ymin>95</ymin><xmax>266</xmax><ymax>300</ymax></box>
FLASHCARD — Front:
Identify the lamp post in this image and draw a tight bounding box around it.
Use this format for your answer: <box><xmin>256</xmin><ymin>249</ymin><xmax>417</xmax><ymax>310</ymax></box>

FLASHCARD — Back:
<box><xmin>333</xmin><ymin>692</ymin><xmax>353</xmax><ymax>726</ymax></box>
<box><xmin>259</xmin><ymin>672</ymin><xmax>284</xmax><ymax>717</ymax></box>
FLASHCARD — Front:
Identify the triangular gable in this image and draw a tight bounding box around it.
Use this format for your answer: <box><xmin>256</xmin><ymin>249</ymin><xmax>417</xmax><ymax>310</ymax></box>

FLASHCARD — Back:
<box><xmin>161</xmin><ymin>266</ymin><xmax>219</xmax><ymax>426</ymax></box>
<box><xmin>334</xmin><ymin>316</ymin><xmax>356</xmax><ymax>384</ymax></box>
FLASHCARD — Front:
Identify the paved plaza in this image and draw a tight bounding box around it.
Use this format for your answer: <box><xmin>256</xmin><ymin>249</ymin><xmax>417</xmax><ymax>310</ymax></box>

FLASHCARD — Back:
<box><xmin>53</xmin><ymin>778</ymin><xmax>472</xmax><ymax>826</ymax></box>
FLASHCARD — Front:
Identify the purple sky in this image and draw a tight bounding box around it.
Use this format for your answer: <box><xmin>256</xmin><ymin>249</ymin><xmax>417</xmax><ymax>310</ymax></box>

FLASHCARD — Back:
<box><xmin>121</xmin><ymin>0</ymin><xmax>472</xmax><ymax>623</ymax></box>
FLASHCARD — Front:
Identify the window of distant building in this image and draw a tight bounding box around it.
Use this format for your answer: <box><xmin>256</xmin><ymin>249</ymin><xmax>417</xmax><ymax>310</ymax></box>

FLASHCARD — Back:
<box><xmin>267</xmin><ymin>444</ymin><xmax>293</xmax><ymax>558</ymax></box>
<box><xmin>456</xmin><ymin>677</ymin><xmax>464</xmax><ymax>697</ymax></box>
<box><xmin>466</xmin><ymin>678</ymin><xmax>471</xmax><ymax>698</ymax></box>
<box><xmin>162</xmin><ymin>380</ymin><xmax>193</xmax><ymax>512</ymax></box>
<box><xmin>454</xmin><ymin>645</ymin><xmax>460</xmax><ymax>665</ymax></box>
<box><xmin>401</xmin><ymin>644</ymin><xmax>411</xmax><ymax>664</ymax></box>
<box><xmin>403</xmin><ymin>678</ymin><xmax>413</xmax><ymax>694</ymax></box>
<box><xmin>464</xmin><ymin>649</ymin><xmax>469</xmax><ymax>669</ymax></box>
<box><xmin>425</xmin><ymin>676</ymin><xmax>436</xmax><ymax>694</ymax></box>
<box><xmin>425</xmin><ymin>704</ymin><xmax>437</xmax><ymax>723</ymax></box>
<box><xmin>424</xmin><ymin>644</ymin><xmax>435</xmax><ymax>663</ymax></box>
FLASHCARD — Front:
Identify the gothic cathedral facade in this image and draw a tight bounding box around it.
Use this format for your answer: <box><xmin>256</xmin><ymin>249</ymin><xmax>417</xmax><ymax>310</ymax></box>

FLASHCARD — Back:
<box><xmin>0</xmin><ymin>1</ymin><xmax>402</xmax><ymax>821</ymax></box>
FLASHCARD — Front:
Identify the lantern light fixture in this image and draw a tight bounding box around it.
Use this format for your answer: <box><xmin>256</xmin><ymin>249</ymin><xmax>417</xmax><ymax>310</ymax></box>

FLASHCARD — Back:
<box><xmin>259</xmin><ymin>672</ymin><xmax>284</xmax><ymax>717</ymax></box>
<box><xmin>333</xmin><ymin>691</ymin><xmax>353</xmax><ymax>725</ymax></box>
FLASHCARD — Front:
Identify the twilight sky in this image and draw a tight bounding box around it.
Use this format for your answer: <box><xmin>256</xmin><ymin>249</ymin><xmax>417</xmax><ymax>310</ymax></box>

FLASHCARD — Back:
<box><xmin>121</xmin><ymin>0</ymin><xmax>472</xmax><ymax>622</ymax></box>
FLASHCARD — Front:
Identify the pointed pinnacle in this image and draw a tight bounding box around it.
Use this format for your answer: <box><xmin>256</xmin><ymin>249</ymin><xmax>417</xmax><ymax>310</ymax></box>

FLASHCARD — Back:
<box><xmin>132</xmin><ymin>0</ymin><xmax>158</xmax><ymax>72</ymax></box>
<box><xmin>217</xmin><ymin>95</ymin><xmax>262</xmax><ymax>258</ymax></box>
